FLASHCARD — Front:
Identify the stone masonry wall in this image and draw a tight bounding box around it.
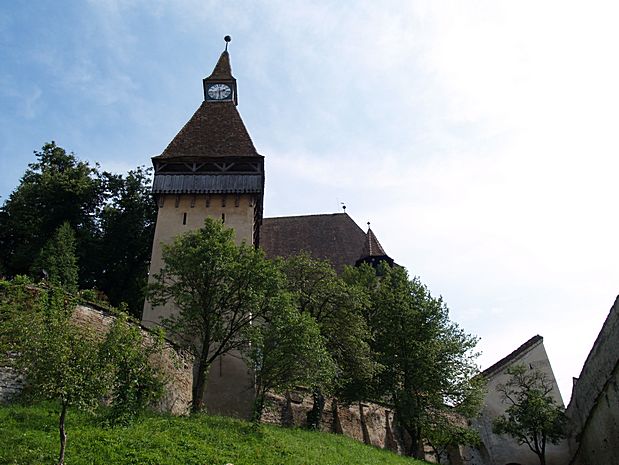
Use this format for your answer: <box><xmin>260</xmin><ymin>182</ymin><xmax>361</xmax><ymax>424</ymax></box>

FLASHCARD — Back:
<box><xmin>0</xmin><ymin>362</ymin><xmax>23</xmax><ymax>404</ymax></box>
<box><xmin>260</xmin><ymin>390</ymin><xmax>404</xmax><ymax>454</ymax></box>
<box><xmin>0</xmin><ymin>303</ymin><xmax>193</xmax><ymax>415</ymax></box>
<box><xmin>566</xmin><ymin>296</ymin><xmax>619</xmax><ymax>464</ymax></box>
<box><xmin>260</xmin><ymin>390</ymin><xmax>473</xmax><ymax>463</ymax></box>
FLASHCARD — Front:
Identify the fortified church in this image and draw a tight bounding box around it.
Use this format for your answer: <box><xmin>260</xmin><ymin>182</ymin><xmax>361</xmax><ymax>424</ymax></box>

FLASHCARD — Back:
<box><xmin>141</xmin><ymin>39</ymin><xmax>392</xmax><ymax>418</ymax></box>
<box><xmin>141</xmin><ymin>40</ymin><xmax>619</xmax><ymax>464</ymax></box>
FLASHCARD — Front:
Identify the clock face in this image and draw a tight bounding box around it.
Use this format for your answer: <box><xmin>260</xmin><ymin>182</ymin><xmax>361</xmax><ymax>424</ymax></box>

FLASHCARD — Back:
<box><xmin>207</xmin><ymin>83</ymin><xmax>232</xmax><ymax>100</ymax></box>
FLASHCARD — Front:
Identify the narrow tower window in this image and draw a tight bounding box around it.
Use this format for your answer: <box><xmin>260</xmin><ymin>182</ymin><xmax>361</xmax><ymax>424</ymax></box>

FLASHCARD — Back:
<box><xmin>221</xmin><ymin>213</ymin><xmax>225</xmax><ymax>223</ymax></box>
<box><xmin>182</xmin><ymin>212</ymin><xmax>187</xmax><ymax>225</ymax></box>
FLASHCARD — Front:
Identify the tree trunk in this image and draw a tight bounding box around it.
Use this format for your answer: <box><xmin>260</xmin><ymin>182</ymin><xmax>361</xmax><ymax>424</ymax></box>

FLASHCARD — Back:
<box><xmin>306</xmin><ymin>387</ymin><xmax>325</xmax><ymax>430</ymax></box>
<box><xmin>404</xmin><ymin>424</ymin><xmax>424</xmax><ymax>459</ymax></box>
<box><xmin>538</xmin><ymin>452</ymin><xmax>546</xmax><ymax>465</ymax></box>
<box><xmin>192</xmin><ymin>347</ymin><xmax>210</xmax><ymax>413</ymax></box>
<box><xmin>252</xmin><ymin>389</ymin><xmax>265</xmax><ymax>423</ymax></box>
<box><xmin>57</xmin><ymin>401</ymin><xmax>68</xmax><ymax>465</ymax></box>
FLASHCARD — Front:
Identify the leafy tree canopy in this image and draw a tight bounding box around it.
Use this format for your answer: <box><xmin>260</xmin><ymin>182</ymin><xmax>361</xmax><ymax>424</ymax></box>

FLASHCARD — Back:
<box><xmin>0</xmin><ymin>142</ymin><xmax>103</xmax><ymax>278</ymax></box>
<box><xmin>493</xmin><ymin>364</ymin><xmax>567</xmax><ymax>465</ymax></box>
<box><xmin>348</xmin><ymin>263</ymin><xmax>483</xmax><ymax>458</ymax></box>
<box><xmin>0</xmin><ymin>142</ymin><xmax>156</xmax><ymax>317</ymax></box>
<box><xmin>281</xmin><ymin>253</ymin><xmax>378</xmax><ymax>403</ymax></box>
<box><xmin>148</xmin><ymin>217</ymin><xmax>287</xmax><ymax>413</ymax></box>
<box><xmin>247</xmin><ymin>303</ymin><xmax>335</xmax><ymax>421</ymax></box>
<box><xmin>32</xmin><ymin>222</ymin><xmax>79</xmax><ymax>293</ymax></box>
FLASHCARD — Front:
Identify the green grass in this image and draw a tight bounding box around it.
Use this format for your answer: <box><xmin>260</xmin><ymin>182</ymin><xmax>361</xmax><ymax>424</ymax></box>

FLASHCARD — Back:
<box><xmin>0</xmin><ymin>403</ymin><xmax>427</xmax><ymax>465</ymax></box>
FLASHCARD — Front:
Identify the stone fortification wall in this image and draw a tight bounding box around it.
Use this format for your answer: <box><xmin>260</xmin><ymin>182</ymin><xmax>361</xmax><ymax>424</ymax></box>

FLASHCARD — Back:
<box><xmin>0</xmin><ymin>303</ymin><xmax>193</xmax><ymax>415</ymax></box>
<box><xmin>566</xmin><ymin>296</ymin><xmax>619</xmax><ymax>464</ymax></box>
<box><xmin>261</xmin><ymin>390</ymin><xmax>469</xmax><ymax>463</ymax></box>
<box><xmin>260</xmin><ymin>390</ymin><xmax>403</xmax><ymax>452</ymax></box>
<box><xmin>0</xmin><ymin>361</ymin><xmax>23</xmax><ymax>403</ymax></box>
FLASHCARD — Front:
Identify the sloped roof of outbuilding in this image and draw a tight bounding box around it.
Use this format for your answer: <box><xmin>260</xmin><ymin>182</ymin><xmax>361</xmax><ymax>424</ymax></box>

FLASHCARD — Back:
<box><xmin>481</xmin><ymin>335</ymin><xmax>543</xmax><ymax>379</ymax></box>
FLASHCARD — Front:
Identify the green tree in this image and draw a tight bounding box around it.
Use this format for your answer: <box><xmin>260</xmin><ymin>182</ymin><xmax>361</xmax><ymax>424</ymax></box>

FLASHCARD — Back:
<box><xmin>5</xmin><ymin>287</ymin><xmax>108</xmax><ymax>465</ymax></box>
<box><xmin>0</xmin><ymin>275</ymin><xmax>35</xmax><ymax>357</ymax></box>
<box><xmin>0</xmin><ymin>142</ymin><xmax>104</xmax><ymax>280</ymax></box>
<box><xmin>247</xmin><ymin>304</ymin><xmax>335</xmax><ymax>421</ymax></box>
<box><xmin>0</xmin><ymin>281</ymin><xmax>165</xmax><ymax>465</ymax></box>
<box><xmin>281</xmin><ymin>253</ymin><xmax>377</xmax><ymax>428</ymax></box>
<box><xmin>425</xmin><ymin>415</ymin><xmax>481</xmax><ymax>464</ymax></box>
<box><xmin>0</xmin><ymin>143</ymin><xmax>157</xmax><ymax>314</ymax></box>
<box><xmin>97</xmin><ymin>167</ymin><xmax>157</xmax><ymax>317</ymax></box>
<box><xmin>493</xmin><ymin>364</ymin><xmax>567</xmax><ymax>465</ymax></box>
<box><xmin>350</xmin><ymin>263</ymin><xmax>482</xmax><ymax>458</ymax></box>
<box><xmin>32</xmin><ymin>222</ymin><xmax>79</xmax><ymax>292</ymax></box>
<box><xmin>99</xmin><ymin>312</ymin><xmax>166</xmax><ymax>424</ymax></box>
<box><xmin>148</xmin><ymin>217</ymin><xmax>286</xmax><ymax>413</ymax></box>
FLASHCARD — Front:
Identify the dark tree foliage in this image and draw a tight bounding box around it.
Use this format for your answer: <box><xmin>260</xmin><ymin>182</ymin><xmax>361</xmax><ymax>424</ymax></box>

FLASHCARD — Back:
<box><xmin>280</xmin><ymin>253</ymin><xmax>377</xmax><ymax>428</ymax></box>
<box><xmin>97</xmin><ymin>167</ymin><xmax>157</xmax><ymax>315</ymax></box>
<box><xmin>0</xmin><ymin>143</ymin><xmax>156</xmax><ymax>317</ymax></box>
<box><xmin>32</xmin><ymin>222</ymin><xmax>79</xmax><ymax>293</ymax></box>
<box><xmin>0</xmin><ymin>142</ymin><xmax>104</xmax><ymax>279</ymax></box>
<box><xmin>247</xmin><ymin>304</ymin><xmax>335</xmax><ymax>422</ymax></box>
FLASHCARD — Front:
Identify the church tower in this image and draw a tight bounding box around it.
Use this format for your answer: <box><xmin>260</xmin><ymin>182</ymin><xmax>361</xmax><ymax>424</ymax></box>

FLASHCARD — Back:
<box><xmin>142</xmin><ymin>38</ymin><xmax>262</xmax><ymax>417</ymax></box>
<box><xmin>143</xmin><ymin>39</ymin><xmax>264</xmax><ymax>326</ymax></box>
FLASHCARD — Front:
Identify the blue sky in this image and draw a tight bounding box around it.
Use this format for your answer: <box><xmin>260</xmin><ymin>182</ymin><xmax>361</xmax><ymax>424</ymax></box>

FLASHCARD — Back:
<box><xmin>2</xmin><ymin>0</ymin><xmax>619</xmax><ymax>401</ymax></box>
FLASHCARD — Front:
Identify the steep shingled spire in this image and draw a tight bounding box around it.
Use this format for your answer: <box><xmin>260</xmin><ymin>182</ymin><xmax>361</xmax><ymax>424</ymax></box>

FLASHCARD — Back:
<box><xmin>355</xmin><ymin>224</ymin><xmax>394</xmax><ymax>269</ymax></box>
<box><xmin>150</xmin><ymin>36</ymin><xmax>264</xmax><ymax>244</ymax></box>
<box><xmin>206</xmin><ymin>50</ymin><xmax>234</xmax><ymax>81</ymax></box>
<box><xmin>361</xmin><ymin>226</ymin><xmax>387</xmax><ymax>258</ymax></box>
<box><xmin>155</xmin><ymin>38</ymin><xmax>256</xmax><ymax>159</ymax></box>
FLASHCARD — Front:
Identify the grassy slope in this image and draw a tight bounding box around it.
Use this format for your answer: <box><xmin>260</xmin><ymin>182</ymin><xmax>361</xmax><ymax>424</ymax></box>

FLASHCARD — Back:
<box><xmin>0</xmin><ymin>403</ymin><xmax>427</xmax><ymax>465</ymax></box>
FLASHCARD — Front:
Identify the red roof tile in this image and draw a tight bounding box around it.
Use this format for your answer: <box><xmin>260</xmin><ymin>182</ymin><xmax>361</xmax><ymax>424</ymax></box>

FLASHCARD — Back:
<box><xmin>260</xmin><ymin>213</ymin><xmax>367</xmax><ymax>273</ymax></box>
<box><xmin>360</xmin><ymin>227</ymin><xmax>388</xmax><ymax>258</ymax></box>
<box><xmin>155</xmin><ymin>101</ymin><xmax>260</xmax><ymax>159</ymax></box>
<box><xmin>206</xmin><ymin>51</ymin><xmax>234</xmax><ymax>80</ymax></box>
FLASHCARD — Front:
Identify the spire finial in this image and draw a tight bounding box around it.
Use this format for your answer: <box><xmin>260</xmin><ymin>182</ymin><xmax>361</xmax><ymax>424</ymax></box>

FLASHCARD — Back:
<box><xmin>224</xmin><ymin>35</ymin><xmax>231</xmax><ymax>51</ymax></box>
<box><xmin>367</xmin><ymin>221</ymin><xmax>371</xmax><ymax>230</ymax></box>
<box><xmin>340</xmin><ymin>202</ymin><xmax>346</xmax><ymax>212</ymax></box>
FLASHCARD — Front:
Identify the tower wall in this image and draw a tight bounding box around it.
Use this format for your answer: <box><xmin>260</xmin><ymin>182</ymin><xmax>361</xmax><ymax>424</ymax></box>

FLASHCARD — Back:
<box><xmin>143</xmin><ymin>193</ymin><xmax>256</xmax><ymax>325</ymax></box>
<box><xmin>142</xmin><ymin>192</ymin><xmax>257</xmax><ymax>419</ymax></box>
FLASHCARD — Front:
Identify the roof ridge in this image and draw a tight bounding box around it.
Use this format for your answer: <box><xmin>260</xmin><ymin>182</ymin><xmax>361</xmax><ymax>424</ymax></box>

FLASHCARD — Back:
<box><xmin>482</xmin><ymin>335</ymin><xmax>543</xmax><ymax>378</ymax></box>
<box><xmin>264</xmin><ymin>212</ymin><xmax>351</xmax><ymax>220</ymax></box>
